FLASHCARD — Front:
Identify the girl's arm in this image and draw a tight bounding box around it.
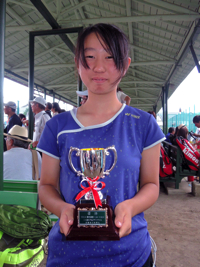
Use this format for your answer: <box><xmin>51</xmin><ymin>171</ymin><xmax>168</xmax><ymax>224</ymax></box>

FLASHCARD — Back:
<box><xmin>39</xmin><ymin>153</ymin><xmax>75</xmax><ymax>236</ymax></box>
<box><xmin>114</xmin><ymin>143</ymin><xmax>160</xmax><ymax>238</ymax></box>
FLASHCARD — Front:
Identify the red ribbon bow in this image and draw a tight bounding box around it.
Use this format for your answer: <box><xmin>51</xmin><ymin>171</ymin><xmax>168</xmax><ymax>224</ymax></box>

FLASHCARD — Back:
<box><xmin>75</xmin><ymin>176</ymin><xmax>105</xmax><ymax>208</ymax></box>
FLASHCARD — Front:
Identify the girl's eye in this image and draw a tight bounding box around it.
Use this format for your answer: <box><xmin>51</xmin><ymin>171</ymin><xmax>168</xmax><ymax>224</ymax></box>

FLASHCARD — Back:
<box><xmin>106</xmin><ymin>56</ymin><xmax>113</xmax><ymax>59</ymax></box>
<box><xmin>85</xmin><ymin>55</ymin><xmax>94</xmax><ymax>58</ymax></box>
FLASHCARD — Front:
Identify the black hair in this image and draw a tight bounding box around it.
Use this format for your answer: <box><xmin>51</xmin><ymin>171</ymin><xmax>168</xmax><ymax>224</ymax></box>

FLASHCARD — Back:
<box><xmin>9</xmin><ymin>137</ymin><xmax>29</xmax><ymax>149</ymax></box>
<box><xmin>117</xmin><ymin>87</ymin><xmax>123</xmax><ymax>92</ymax></box>
<box><xmin>171</xmin><ymin>125</ymin><xmax>188</xmax><ymax>145</ymax></box>
<box><xmin>168</xmin><ymin>127</ymin><xmax>175</xmax><ymax>133</ymax></box>
<box><xmin>18</xmin><ymin>113</ymin><xmax>26</xmax><ymax>120</ymax></box>
<box><xmin>193</xmin><ymin>115</ymin><xmax>200</xmax><ymax>123</ymax></box>
<box><xmin>75</xmin><ymin>23</ymin><xmax>130</xmax><ymax>84</ymax></box>
<box><xmin>46</xmin><ymin>102</ymin><xmax>52</xmax><ymax>110</ymax></box>
<box><xmin>52</xmin><ymin>102</ymin><xmax>61</xmax><ymax>113</ymax></box>
<box><xmin>11</xmin><ymin>108</ymin><xmax>15</xmax><ymax>112</ymax></box>
<box><xmin>147</xmin><ymin>111</ymin><xmax>156</xmax><ymax>119</ymax></box>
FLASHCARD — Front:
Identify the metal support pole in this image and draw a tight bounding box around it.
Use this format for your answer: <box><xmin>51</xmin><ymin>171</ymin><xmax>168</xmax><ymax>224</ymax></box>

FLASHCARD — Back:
<box><xmin>77</xmin><ymin>76</ymin><xmax>83</xmax><ymax>107</ymax></box>
<box><xmin>77</xmin><ymin>28</ymin><xmax>83</xmax><ymax>107</ymax></box>
<box><xmin>28</xmin><ymin>33</ymin><xmax>35</xmax><ymax>140</ymax></box>
<box><xmin>44</xmin><ymin>88</ymin><xmax>46</xmax><ymax>99</ymax></box>
<box><xmin>53</xmin><ymin>92</ymin><xmax>55</xmax><ymax>102</ymax></box>
<box><xmin>0</xmin><ymin>0</ymin><xmax>6</xmax><ymax>191</ymax></box>
<box><xmin>189</xmin><ymin>44</ymin><xmax>200</xmax><ymax>73</ymax></box>
<box><xmin>162</xmin><ymin>84</ymin><xmax>169</xmax><ymax>134</ymax></box>
<box><xmin>30</xmin><ymin>0</ymin><xmax>75</xmax><ymax>53</ymax></box>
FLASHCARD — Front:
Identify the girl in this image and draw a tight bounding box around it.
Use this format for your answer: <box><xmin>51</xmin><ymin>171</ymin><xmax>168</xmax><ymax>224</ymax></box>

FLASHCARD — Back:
<box><xmin>37</xmin><ymin>23</ymin><xmax>165</xmax><ymax>267</ymax></box>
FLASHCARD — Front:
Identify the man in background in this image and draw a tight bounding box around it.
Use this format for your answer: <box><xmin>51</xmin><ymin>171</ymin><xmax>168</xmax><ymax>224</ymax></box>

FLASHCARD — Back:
<box><xmin>4</xmin><ymin>101</ymin><xmax>22</xmax><ymax>133</ymax></box>
<box><xmin>29</xmin><ymin>96</ymin><xmax>50</xmax><ymax>148</ymax></box>
<box><xmin>4</xmin><ymin>101</ymin><xmax>22</xmax><ymax>151</ymax></box>
<box><xmin>3</xmin><ymin>125</ymin><xmax>41</xmax><ymax>180</ymax></box>
<box><xmin>117</xmin><ymin>87</ymin><xmax>131</xmax><ymax>105</ymax></box>
<box><xmin>193</xmin><ymin>115</ymin><xmax>200</xmax><ymax>145</ymax></box>
<box><xmin>165</xmin><ymin>127</ymin><xmax>175</xmax><ymax>143</ymax></box>
<box><xmin>45</xmin><ymin>102</ymin><xmax>52</xmax><ymax>118</ymax></box>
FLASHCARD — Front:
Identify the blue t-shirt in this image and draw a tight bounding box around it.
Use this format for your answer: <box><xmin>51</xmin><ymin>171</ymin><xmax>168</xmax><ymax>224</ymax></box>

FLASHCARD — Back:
<box><xmin>38</xmin><ymin>104</ymin><xmax>165</xmax><ymax>267</ymax></box>
<box><xmin>165</xmin><ymin>133</ymin><xmax>172</xmax><ymax>143</ymax></box>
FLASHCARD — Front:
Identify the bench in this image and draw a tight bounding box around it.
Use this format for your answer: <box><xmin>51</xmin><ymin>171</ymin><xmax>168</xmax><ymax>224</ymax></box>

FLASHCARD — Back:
<box><xmin>0</xmin><ymin>180</ymin><xmax>38</xmax><ymax>208</ymax></box>
<box><xmin>1</xmin><ymin>180</ymin><xmax>58</xmax><ymax>221</ymax></box>
<box><xmin>160</xmin><ymin>141</ymin><xmax>200</xmax><ymax>189</ymax></box>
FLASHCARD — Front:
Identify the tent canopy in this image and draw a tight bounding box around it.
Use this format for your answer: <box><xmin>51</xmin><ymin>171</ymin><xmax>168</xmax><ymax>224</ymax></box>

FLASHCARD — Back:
<box><xmin>4</xmin><ymin>0</ymin><xmax>200</xmax><ymax>111</ymax></box>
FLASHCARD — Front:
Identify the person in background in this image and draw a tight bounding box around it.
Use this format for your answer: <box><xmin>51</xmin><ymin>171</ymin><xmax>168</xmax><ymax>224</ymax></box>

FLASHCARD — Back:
<box><xmin>193</xmin><ymin>115</ymin><xmax>200</xmax><ymax>145</ymax></box>
<box><xmin>3</xmin><ymin>101</ymin><xmax>22</xmax><ymax>151</ymax></box>
<box><xmin>3</xmin><ymin>125</ymin><xmax>41</xmax><ymax>180</ymax></box>
<box><xmin>51</xmin><ymin>102</ymin><xmax>61</xmax><ymax>116</ymax></box>
<box><xmin>29</xmin><ymin>96</ymin><xmax>50</xmax><ymax>148</ymax></box>
<box><xmin>18</xmin><ymin>113</ymin><xmax>28</xmax><ymax>128</ymax></box>
<box><xmin>165</xmin><ymin>127</ymin><xmax>175</xmax><ymax>143</ymax></box>
<box><xmin>37</xmin><ymin>23</ymin><xmax>165</xmax><ymax>267</ymax></box>
<box><xmin>45</xmin><ymin>102</ymin><xmax>52</xmax><ymax>118</ymax></box>
<box><xmin>171</xmin><ymin>124</ymin><xmax>189</xmax><ymax>145</ymax></box>
<box><xmin>18</xmin><ymin>113</ymin><xmax>26</xmax><ymax>122</ymax></box>
<box><xmin>4</xmin><ymin>101</ymin><xmax>22</xmax><ymax>133</ymax></box>
<box><xmin>147</xmin><ymin>110</ymin><xmax>156</xmax><ymax>119</ymax></box>
<box><xmin>117</xmin><ymin>87</ymin><xmax>131</xmax><ymax>105</ymax></box>
<box><xmin>60</xmin><ymin>109</ymin><xmax>66</xmax><ymax>113</ymax></box>
<box><xmin>76</xmin><ymin>90</ymin><xmax>88</xmax><ymax>105</ymax></box>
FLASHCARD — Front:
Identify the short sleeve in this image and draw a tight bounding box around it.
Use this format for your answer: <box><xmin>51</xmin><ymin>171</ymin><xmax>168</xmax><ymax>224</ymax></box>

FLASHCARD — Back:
<box><xmin>37</xmin><ymin>122</ymin><xmax>60</xmax><ymax>159</ymax></box>
<box><xmin>143</xmin><ymin>115</ymin><xmax>165</xmax><ymax>150</ymax></box>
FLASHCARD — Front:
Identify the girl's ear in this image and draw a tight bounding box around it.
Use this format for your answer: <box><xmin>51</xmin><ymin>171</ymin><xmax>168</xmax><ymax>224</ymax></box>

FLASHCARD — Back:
<box><xmin>123</xmin><ymin>57</ymin><xmax>131</xmax><ymax>76</ymax></box>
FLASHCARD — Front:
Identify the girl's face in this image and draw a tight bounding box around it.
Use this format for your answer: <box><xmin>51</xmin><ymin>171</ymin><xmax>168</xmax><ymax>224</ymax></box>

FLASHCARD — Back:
<box><xmin>77</xmin><ymin>32</ymin><xmax>130</xmax><ymax>96</ymax></box>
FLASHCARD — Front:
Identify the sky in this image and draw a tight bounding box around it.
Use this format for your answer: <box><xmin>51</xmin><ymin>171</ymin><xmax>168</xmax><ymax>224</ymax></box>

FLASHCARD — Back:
<box><xmin>3</xmin><ymin>78</ymin><xmax>74</xmax><ymax>112</ymax></box>
<box><xmin>3</xmin><ymin>65</ymin><xmax>200</xmax><ymax>115</ymax></box>
<box><xmin>166</xmin><ymin>66</ymin><xmax>200</xmax><ymax>114</ymax></box>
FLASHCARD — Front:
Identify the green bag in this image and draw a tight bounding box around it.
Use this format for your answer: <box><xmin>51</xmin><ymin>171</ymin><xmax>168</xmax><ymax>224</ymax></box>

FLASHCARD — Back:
<box><xmin>0</xmin><ymin>204</ymin><xmax>52</xmax><ymax>240</ymax></box>
<box><xmin>0</xmin><ymin>231</ymin><xmax>44</xmax><ymax>267</ymax></box>
<box><xmin>0</xmin><ymin>204</ymin><xmax>52</xmax><ymax>267</ymax></box>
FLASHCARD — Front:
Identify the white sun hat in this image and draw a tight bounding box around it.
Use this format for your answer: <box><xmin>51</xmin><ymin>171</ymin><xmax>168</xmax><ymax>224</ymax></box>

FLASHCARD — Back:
<box><xmin>4</xmin><ymin>125</ymin><xmax>32</xmax><ymax>142</ymax></box>
<box><xmin>29</xmin><ymin>96</ymin><xmax>46</xmax><ymax>107</ymax></box>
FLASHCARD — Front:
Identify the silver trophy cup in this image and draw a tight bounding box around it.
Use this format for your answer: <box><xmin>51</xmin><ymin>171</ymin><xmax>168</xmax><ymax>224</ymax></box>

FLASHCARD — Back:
<box><xmin>68</xmin><ymin>146</ymin><xmax>117</xmax><ymax>200</ymax></box>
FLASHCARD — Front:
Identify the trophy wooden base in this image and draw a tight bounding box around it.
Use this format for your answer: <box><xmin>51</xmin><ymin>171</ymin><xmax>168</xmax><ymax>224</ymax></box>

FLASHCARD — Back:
<box><xmin>66</xmin><ymin>196</ymin><xmax>119</xmax><ymax>241</ymax></box>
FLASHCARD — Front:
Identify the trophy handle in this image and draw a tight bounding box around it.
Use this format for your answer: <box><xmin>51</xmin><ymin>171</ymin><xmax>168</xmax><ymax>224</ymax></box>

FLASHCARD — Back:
<box><xmin>68</xmin><ymin>147</ymin><xmax>82</xmax><ymax>176</ymax></box>
<box><xmin>104</xmin><ymin>145</ymin><xmax>117</xmax><ymax>176</ymax></box>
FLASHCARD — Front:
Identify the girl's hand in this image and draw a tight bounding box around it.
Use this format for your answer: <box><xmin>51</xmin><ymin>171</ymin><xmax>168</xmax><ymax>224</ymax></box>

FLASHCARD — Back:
<box><xmin>114</xmin><ymin>199</ymin><xmax>132</xmax><ymax>238</ymax></box>
<box><xmin>59</xmin><ymin>203</ymin><xmax>75</xmax><ymax>236</ymax></box>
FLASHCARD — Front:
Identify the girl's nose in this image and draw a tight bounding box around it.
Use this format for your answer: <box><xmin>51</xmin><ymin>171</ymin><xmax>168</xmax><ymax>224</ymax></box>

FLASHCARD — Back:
<box><xmin>93</xmin><ymin>57</ymin><xmax>105</xmax><ymax>72</ymax></box>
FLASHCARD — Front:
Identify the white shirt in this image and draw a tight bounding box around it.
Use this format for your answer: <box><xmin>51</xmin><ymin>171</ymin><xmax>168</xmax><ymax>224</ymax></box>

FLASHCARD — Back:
<box><xmin>117</xmin><ymin>91</ymin><xmax>127</xmax><ymax>104</ymax></box>
<box><xmin>52</xmin><ymin>112</ymin><xmax>59</xmax><ymax>117</ymax></box>
<box><xmin>196</xmin><ymin>128</ymin><xmax>200</xmax><ymax>141</ymax></box>
<box><xmin>3</xmin><ymin>147</ymin><xmax>42</xmax><ymax>180</ymax></box>
<box><xmin>33</xmin><ymin>110</ymin><xmax>50</xmax><ymax>142</ymax></box>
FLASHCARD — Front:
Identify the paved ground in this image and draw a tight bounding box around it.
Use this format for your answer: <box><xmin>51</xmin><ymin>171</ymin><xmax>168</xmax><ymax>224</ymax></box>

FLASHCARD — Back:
<box><xmin>39</xmin><ymin>179</ymin><xmax>200</xmax><ymax>267</ymax></box>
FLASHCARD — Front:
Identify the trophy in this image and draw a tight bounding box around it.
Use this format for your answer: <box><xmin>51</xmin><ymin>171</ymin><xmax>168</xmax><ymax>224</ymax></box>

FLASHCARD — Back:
<box><xmin>66</xmin><ymin>146</ymin><xmax>119</xmax><ymax>241</ymax></box>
